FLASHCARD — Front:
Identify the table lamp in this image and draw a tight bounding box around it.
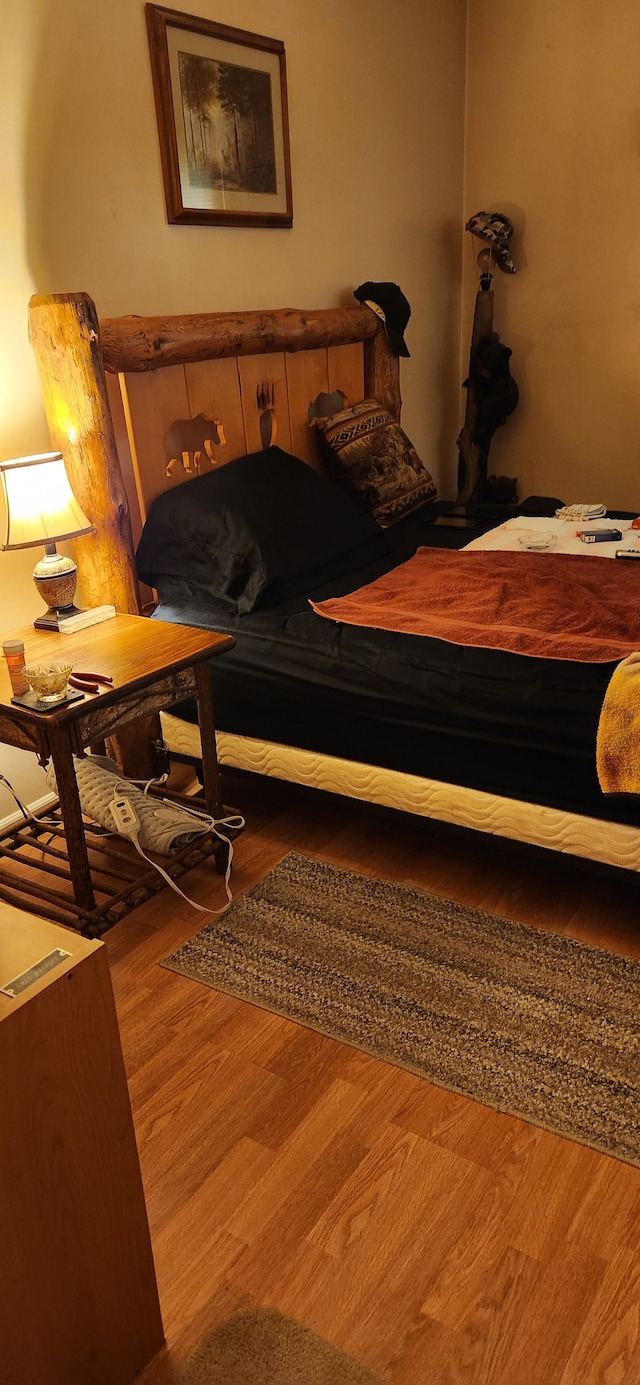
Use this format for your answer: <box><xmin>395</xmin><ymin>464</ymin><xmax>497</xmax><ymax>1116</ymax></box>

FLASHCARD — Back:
<box><xmin>0</xmin><ymin>451</ymin><xmax>95</xmax><ymax>630</ymax></box>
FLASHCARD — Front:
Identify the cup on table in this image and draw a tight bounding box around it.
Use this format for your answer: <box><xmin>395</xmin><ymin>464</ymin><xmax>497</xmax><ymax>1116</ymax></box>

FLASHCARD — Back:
<box><xmin>23</xmin><ymin>660</ymin><xmax>73</xmax><ymax>704</ymax></box>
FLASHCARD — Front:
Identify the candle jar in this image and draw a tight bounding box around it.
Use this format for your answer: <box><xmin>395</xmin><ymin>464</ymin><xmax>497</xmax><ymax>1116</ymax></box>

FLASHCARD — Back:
<box><xmin>2</xmin><ymin>638</ymin><xmax>28</xmax><ymax>695</ymax></box>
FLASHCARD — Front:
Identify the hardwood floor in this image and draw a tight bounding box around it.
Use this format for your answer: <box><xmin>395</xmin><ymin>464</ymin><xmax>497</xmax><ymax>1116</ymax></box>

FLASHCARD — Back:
<box><xmin>105</xmin><ymin>770</ymin><xmax>640</xmax><ymax>1384</ymax></box>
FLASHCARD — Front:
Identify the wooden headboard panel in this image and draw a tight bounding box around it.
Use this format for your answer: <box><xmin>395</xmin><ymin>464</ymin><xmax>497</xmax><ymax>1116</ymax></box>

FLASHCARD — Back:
<box><xmin>28</xmin><ymin>294</ymin><xmax>401</xmax><ymax>616</ymax></box>
<box><xmin>110</xmin><ymin>339</ymin><xmax>366</xmax><ymax>530</ymax></box>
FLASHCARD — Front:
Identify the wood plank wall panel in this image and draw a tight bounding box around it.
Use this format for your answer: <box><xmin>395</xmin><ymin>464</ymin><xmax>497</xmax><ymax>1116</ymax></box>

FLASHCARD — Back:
<box><xmin>237</xmin><ymin>353</ymin><xmax>293</xmax><ymax>456</ymax></box>
<box><xmin>327</xmin><ymin>342</ymin><xmax>365</xmax><ymax>409</ymax></box>
<box><xmin>183</xmin><ymin>358</ymin><xmax>247</xmax><ymax>466</ymax></box>
<box><xmin>285</xmin><ymin>348</ymin><xmax>330</xmax><ymax>469</ymax></box>
<box><xmin>120</xmin><ymin>365</ymin><xmax>190</xmax><ymax>520</ymax></box>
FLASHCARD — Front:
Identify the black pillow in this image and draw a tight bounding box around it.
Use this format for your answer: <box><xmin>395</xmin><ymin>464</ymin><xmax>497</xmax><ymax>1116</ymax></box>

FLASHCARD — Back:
<box><xmin>136</xmin><ymin>446</ymin><xmax>382</xmax><ymax>614</ymax></box>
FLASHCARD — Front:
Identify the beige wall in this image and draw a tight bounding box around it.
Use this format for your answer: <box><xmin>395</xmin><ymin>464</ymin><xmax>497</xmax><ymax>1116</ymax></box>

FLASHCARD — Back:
<box><xmin>0</xmin><ymin>2</ymin><xmax>62</xmax><ymax>805</ymax></box>
<box><xmin>1</xmin><ymin>0</ymin><xmax>466</xmax><ymax>805</ymax></box>
<box><xmin>464</xmin><ymin>0</ymin><xmax>640</xmax><ymax>511</ymax></box>
<box><xmin>26</xmin><ymin>0</ymin><xmax>466</xmax><ymax>480</ymax></box>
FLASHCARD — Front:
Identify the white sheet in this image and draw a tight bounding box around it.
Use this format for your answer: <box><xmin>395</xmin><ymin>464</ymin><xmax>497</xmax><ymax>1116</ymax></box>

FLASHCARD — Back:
<box><xmin>463</xmin><ymin>515</ymin><xmax>639</xmax><ymax>558</ymax></box>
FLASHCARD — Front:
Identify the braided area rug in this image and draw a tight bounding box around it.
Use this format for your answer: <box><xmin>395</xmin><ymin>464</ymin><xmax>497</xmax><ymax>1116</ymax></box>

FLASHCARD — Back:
<box><xmin>173</xmin><ymin>1308</ymin><xmax>383</xmax><ymax>1384</ymax></box>
<box><xmin>162</xmin><ymin>852</ymin><xmax>640</xmax><ymax>1166</ymax></box>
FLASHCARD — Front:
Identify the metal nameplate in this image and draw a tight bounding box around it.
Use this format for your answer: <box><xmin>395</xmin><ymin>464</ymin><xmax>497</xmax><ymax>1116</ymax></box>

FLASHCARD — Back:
<box><xmin>1</xmin><ymin>949</ymin><xmax>72</xmax><ymax>997</ymax></box>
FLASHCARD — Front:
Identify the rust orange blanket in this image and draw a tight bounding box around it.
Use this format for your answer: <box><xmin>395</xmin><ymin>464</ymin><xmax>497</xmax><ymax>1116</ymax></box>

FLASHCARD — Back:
<box><xmin>310</xmin><ymin>547</ymin><xmax>640</xmax><ymax>662</ymax></box>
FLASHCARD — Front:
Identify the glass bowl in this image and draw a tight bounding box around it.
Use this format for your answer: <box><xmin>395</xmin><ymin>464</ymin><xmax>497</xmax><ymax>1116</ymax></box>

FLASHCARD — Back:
<box><xmin>517</xmin><ymin>531</ymin><xmax>557</xmax><ymax>552</ymax></box>
<box><xmin>23</xmin><ymin>660</ymin><xmax>73</xmax><ymax>704</ymax></box>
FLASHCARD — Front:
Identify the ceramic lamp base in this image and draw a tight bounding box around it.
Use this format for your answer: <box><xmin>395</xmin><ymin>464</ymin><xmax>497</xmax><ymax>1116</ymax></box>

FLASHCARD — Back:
<box><xmin>32</xmin><ymin>550</ymin><xmax>83</xmax><ymax>631</ymax></box>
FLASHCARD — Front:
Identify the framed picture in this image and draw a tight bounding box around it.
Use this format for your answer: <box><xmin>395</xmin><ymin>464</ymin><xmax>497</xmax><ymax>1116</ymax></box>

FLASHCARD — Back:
<box><xmin>145</xmin><ymin>5</ymin><xmax>293</xmax><ymax>227</ymax></box>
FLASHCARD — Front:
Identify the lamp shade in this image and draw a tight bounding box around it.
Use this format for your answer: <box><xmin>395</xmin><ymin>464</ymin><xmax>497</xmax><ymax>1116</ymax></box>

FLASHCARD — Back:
<box><xmin>0</xmin><ymin>452</ymin><xmax>95</xmax><ymax>550</ymax></box>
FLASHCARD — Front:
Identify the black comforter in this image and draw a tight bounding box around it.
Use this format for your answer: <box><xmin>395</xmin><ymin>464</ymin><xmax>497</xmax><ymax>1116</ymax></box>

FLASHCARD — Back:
<box><xmin>152</xmin><ymin>509</ymin><xmax>639</xmax><ymax>828</ymax></box>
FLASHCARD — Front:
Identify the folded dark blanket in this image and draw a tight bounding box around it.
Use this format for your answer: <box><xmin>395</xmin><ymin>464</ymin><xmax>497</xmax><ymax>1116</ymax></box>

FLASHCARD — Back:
<box><xmin>311</xmin><ymin>547</ymin><xmax>640</xmax><ymax>662</ymax></box>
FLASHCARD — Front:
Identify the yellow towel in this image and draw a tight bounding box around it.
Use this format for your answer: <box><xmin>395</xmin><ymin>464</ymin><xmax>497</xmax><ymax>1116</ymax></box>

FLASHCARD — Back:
<box><xmin>596</xmin><ymin>651</ymin><xmax>640</xmax><ymax>793</ymax></box>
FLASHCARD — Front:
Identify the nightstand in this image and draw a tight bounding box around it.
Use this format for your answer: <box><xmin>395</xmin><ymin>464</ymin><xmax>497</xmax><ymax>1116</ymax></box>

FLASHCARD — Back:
<box><xmin>0</xmin><ymin>614</ymin><xmax>235</xmax><ymax>934</ymax></box>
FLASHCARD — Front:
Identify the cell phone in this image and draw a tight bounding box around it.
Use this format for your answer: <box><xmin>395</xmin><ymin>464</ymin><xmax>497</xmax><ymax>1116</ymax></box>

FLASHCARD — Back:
<box><xmin>432</xmin><ymin>515</ymin><xmax>483</xmax><ymax>530</ymax></box>
<box><xmin>577</xmin><ymin>528</ymin><xmax>622</xmax><ymax>544</ymax></box>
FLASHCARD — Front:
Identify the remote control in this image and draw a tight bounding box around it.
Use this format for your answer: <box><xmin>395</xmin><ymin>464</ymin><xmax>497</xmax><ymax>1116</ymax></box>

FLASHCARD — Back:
<box><xmin>615</xmin><ymin>548</ymin><xmax>640</xmax><ymax>560</ymax></box>
<box><xmin>110</xmin><ymin>795</ymin><xmax>140</xmax><ymax>838</ymax></box>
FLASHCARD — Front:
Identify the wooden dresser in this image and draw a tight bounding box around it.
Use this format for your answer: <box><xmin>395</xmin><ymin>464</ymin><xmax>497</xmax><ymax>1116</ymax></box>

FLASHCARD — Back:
<box><xmin>0</xmin><ymin>905</ymin><xmax>164</xmax><ymax>1384</ymax></box>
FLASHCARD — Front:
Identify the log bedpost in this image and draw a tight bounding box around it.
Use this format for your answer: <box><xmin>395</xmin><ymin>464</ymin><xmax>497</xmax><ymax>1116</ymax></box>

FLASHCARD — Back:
<box><xmin>364</xmin><ymin>322</ymin><xmax>402</xmax><ymax>421</ymax></box>
<box><xmin>28</xmin><ymin>292</ymin><xmax>140</xmax><ymax>615</ymax></box>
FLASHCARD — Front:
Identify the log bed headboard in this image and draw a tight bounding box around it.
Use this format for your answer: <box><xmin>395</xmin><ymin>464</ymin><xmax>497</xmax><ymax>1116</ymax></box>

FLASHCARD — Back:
<box><xmin>27</xmin><ymin>293</ymin><xmax>401</xmax><ymax>617</ymax></box>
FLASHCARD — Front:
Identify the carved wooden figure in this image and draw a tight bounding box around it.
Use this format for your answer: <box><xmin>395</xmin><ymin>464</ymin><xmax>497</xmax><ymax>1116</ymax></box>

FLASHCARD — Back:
<box><xmin>457</xmin><ymin>216</ymin><xmax>519</xmax><ymax>505</ymax></box>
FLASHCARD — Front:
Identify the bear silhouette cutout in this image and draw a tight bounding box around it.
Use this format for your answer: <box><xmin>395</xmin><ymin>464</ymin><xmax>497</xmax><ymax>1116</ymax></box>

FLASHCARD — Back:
<box><xmin>164</xmin><ymin>414</ymin><xmax>226</xmax><ymax>477</ymax></box>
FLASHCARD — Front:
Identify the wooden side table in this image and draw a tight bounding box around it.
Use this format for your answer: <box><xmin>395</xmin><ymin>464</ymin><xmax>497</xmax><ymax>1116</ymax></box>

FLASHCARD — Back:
<box><xmin>0</xmin><ymin>905</ymin><xmax>164</xmax><ymax>1385</ymax></box>
<box><xmin>0</xmin><ymin>614</ymin><xmax>235</xmax><ymax>934</ymax></box>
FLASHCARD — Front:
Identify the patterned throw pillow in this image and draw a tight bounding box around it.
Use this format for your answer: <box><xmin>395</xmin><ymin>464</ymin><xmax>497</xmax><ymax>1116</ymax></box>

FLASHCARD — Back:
<box><xmin>314</xmin><ymin>399</ymin><xmax>437</xmax><ymax>526</ymax></box>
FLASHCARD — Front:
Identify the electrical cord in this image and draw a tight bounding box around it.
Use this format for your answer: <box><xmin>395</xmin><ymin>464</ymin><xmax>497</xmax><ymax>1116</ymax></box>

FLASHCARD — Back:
<box><xmin>0</xmin><ymin>769</ymin><xmax>244</xmax><ymax>914</ymax></box>
<box><xmin>0</xmin><ymin>772</ymin><xmax>62</xmax><ymax>836</ymax></box>
<box><xmin>0</xmin><ymin>773</ymin><xmax>30</xmax><ymax>822</ymax></box>
<box><xmin>109</xmin><ymin>793</ymin><xmax>244</xmax><ymax>915</ymax></box>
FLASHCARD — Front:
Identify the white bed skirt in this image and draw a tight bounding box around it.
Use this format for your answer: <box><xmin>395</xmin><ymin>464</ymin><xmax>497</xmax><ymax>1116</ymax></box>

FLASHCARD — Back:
<box><xmin>160</xmin><ymin>711</ymin><xmax>640</xmax><ymax>873</ymax></box>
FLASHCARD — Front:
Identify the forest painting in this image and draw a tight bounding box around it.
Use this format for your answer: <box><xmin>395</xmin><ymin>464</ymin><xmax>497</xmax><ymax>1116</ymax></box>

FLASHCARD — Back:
<box><xmin>178</xmin><ymin>52</ymin><xmax>277</xmax><ymax>194</ymax></box>
<box><xmin>146</xmin><ymin>6</ymin><xmax>293</xmax><ymax>226</ymax></box>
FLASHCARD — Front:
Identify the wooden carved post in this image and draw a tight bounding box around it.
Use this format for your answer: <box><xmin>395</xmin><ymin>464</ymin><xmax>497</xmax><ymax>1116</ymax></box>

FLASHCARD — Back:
<box><xmin>364</xmin><ymin>322</ymin><xmax>402</xmax><ymax>421</ymax></box>
<box><xmin>456</xmin><ymin>286</ymin><xmax>494</xmax><ymax>504</ymax></box>
<box><xmin>28</xmin><ymin>292</ymin><xmax>140</xmax><ymax>615</ymax></box>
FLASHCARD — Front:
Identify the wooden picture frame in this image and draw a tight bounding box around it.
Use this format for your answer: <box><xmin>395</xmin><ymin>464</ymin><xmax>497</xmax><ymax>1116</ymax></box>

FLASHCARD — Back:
<box><xmin>145</xmin><ymin>4</ymin><xmax>293</xmax><ymax>228</ymax></box>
